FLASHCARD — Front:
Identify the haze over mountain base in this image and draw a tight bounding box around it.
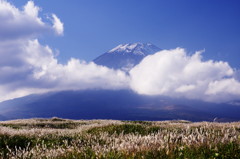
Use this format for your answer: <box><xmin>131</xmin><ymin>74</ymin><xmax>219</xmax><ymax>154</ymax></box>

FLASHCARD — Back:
<box><xmin>0</xmin><ymin>89</ymin><xmax>239</xmax><ymax>122</ymax></box>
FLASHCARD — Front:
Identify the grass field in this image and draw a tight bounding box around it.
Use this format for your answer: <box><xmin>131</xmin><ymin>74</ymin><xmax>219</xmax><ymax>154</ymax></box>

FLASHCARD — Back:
<box><xmin>0</xmin><ymin>117</ymin><xmax>239</xmax><ymax>159</ymax></box>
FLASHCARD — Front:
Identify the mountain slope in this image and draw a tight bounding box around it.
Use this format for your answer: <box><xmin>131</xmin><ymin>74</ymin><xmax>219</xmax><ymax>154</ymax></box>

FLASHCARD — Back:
<box><xmin>0</xmin><ymin>89</ymin><xmax>239</xmax><ymax>121</ymax></box>
<box><xmin>93</xmin><ymin>43</ymin><xmax>161</xmax><ymax>71</ymax></box>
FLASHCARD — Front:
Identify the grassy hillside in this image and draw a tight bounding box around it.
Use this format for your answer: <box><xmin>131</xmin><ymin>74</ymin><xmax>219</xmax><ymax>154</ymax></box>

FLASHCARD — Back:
<box><xmin>0</xmin><ymin>117</ymin><xmax>239</xmax><ymax>158</ymax></box>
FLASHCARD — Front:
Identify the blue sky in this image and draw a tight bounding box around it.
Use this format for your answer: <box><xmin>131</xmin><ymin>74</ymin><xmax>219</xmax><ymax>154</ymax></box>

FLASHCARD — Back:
<box><xmin>9</xmin><ymin>0</ymin><xmax>240</xmax><ymax>68</ymax></box>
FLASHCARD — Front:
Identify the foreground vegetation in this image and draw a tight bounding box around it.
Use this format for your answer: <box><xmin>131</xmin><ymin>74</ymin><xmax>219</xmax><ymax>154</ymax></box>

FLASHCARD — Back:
<box><xmin>0</xmin><ymin>118</ymin><xmax>239</xmax><ymax>159</ymax></box>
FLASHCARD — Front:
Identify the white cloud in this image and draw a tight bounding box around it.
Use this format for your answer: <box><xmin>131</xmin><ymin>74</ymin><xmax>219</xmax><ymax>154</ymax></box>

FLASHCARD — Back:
<box><xmin>0</xmin><ymin>1</ymin><xmax>129</xmax><ymax>102</ymax></box>
<box><xmin>23</xmin><ymin>1</ymin><xmax>41</xmax><ymax>18</ymax></box>
<box><xmin>129</xmin><ymin>48</ymin><xmax>240</xmax><ymax>102</ymax></box>
<box><xmin>25</xmin><ymin>40</ymin><xmax>129</xmax><ymax>91</ymax></box>
<box><xmin>51</xmin><ymin>14</ymin><xmax>64</xmax><ymax>35</ymax></box>
<box><xmin>234</xmin><ymin>69</ymin><xmax>240</xmax><ymax>80</ymax></box>
<box><xmin>0</xmin><ymin>0</ymin><xmax>62</xmax><ymax>40</ymax></box>
<box><xmin>0</xmin><ymin>35</ymin><xmax>130</xmax><ymax>102</ymax></box>
<box><xmin>175</xmin><ymin>84</ymin><xmax>195</xmax><ymax>93</ymax></box>
<box><xmin>0</xmin><ymin>38</ymin><xmax>129</xmax><ymax>102</ymax></box>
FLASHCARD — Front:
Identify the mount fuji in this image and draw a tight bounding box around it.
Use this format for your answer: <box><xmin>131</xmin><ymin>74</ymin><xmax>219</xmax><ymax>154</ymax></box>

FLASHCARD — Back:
<box><xmin>93</xmin><ymin>43</ymin><xmax>161</xmax><ymax>71</ymax></box>
<box><xmin>0</xmin><ymin>43</ymin><xmax>240</xmax><ymax>122</ymax></box>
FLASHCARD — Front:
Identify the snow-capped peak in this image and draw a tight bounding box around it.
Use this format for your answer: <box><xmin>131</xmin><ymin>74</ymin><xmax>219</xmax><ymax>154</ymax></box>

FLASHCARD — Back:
<box><xmin>108</xmin><ymin>42</ymin><xmax>160</xmax><ymax>56</ymax></box>
<box><xmin>93</xmin><ymin>43</ymin><xmax>161</xmax><ymax>71</ymax></box>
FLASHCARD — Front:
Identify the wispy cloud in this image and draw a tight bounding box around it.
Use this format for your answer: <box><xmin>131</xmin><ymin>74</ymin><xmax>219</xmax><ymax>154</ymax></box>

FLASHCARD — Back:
<box><xmin>51</xmin><ymin>14</ymin><xmax>64</xmax><ymax>35</ymax></box>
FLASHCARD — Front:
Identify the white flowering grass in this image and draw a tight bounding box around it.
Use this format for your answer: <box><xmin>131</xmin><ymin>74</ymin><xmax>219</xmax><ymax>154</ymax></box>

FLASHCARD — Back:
<box><xmin>0</xmin><ymin>118</ymin><xmax>239</xmax><ymax>158</ymax></box>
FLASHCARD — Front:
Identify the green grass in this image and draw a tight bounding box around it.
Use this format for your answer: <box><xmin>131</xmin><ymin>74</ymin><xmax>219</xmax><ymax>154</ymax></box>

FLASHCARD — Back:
<box><xmin>87</xmin><ymin>124</ymin><xmax>162</xmax><ymax>135</ymax></box>
<box><xmin>122</xmin><ymin>120</ymin><xmax>153</xmax><ymax>125</ymax></box>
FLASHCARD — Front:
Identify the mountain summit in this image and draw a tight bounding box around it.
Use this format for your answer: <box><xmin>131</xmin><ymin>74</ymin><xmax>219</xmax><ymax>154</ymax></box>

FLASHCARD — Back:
<box><xmin>108</xmin><ymin>43</ymin><xmax>160</xmax><ymax>55</ymax></box>
<box><xmin>93</xmin><ymin>43</ymin><xmax>161</xmax><ymax>71</ymax></box>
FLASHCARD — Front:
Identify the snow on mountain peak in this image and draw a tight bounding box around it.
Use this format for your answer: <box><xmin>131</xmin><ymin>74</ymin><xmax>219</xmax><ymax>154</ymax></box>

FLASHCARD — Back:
<box><xmin>108</xmin><ymin>43</ymin><xmax>160</xmax><ymax>56</ymax></box>
<box><xmin>93</xmin><ymin>43</ymin><xmax>161</xmax><ymax>71</ymax></box>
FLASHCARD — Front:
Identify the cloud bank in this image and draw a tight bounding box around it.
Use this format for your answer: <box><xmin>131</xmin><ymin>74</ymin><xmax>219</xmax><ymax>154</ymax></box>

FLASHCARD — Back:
<box><xmin>0</xmin><ymin>0</ymin><xmax>128</xmax><ymax>102</ymax></box>
<box><xmin>0</xmin><ymin>0</ymin><xmax>239</xmax><ymax>103</ymax></box>
<box><xmin>130</xmin><ymin>48</ymin><xmax>240</xmax><ymax>102</ymax></box>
